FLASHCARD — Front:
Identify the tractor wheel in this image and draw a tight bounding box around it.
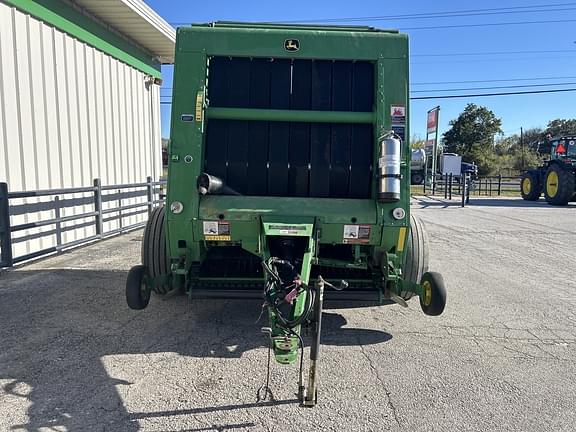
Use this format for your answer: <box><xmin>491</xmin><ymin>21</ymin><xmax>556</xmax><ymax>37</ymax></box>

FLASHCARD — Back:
<box><xmin>126</xmin><ymin>265</ymin><xmax>151</xmax><ymax>310</ymax></box>
<box><xmin>419</xmin><ymin>271</ymin><xmax>446</xmax><ymax>316</ymax></box>
<box><xmin>544</xmin><ymin>164</ymin><xmax>575</xmax><ymax>206</ymax></box>
<box><xmin>411</xmin><ymin>172</ymin><xmax>424</xmax><ymax>185</ymax></box>
<box><xmin>401</xmin><ymin>215</ymin><xmax>429</xmax><ymax>300</ymax></box>
<box><xmin>520</xmin><ymin>171</ymin><xmax>541</xmax><ymax>201</ymax></box>
<box><xmin>142</xmin><ymin>206</ymin><xmax>170</xmax><ymax>294</ymax></box>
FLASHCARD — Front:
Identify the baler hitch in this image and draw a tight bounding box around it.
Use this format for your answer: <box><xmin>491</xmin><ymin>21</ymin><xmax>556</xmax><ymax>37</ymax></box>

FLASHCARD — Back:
<box><xmin>259</xmin><ymin>256</ymin><xmax>347</xmax><ymax>407</ymax></box>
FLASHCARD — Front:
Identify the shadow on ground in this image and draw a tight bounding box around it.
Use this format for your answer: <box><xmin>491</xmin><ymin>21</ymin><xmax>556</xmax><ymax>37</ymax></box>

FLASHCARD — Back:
<box><xmin>0</xmin><ymin>269</ymin><xmax>392</xmax><ymax>431</ymax></box>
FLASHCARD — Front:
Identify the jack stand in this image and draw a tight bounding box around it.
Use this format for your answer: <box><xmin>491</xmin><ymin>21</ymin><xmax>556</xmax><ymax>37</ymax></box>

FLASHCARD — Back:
<box><xmin>303</xmin><ymin>276</ymin><xmax>325</xmax><ymax>407</ymax></box>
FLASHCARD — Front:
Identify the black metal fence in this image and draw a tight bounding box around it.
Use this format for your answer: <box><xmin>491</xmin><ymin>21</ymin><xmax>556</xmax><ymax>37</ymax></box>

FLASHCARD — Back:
<box><xmin>416</xmin><ymin>174</ymin><xmax>521</xmax><ymax>199</ymax></box>
<box><xmin>0</xmin><ymin>177</ymin><xmax>165</xmax><ymax>268</ymax></box>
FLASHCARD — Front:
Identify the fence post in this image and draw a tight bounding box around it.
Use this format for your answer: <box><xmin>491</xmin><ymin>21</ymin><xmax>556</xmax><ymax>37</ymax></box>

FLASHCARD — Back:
<box><xmin>146</xmin><ymin>176</ymin><xmax>154</xmax><ymax>216</ymax></box>
<box><xmin>54</xmin><ymin>196</ymin><xmax>62</xmax><ymax>248</ymax></box>
<box><xmin>432</xmin><ymin>174</ymin><xmax>437</xmax><ymax>195</ymax></box>
<box><xmin>93</xmin><ymin>178</ymin><xmax>103</xmax><ymax>238</ymax></box>
<box><xmin>461</xmin><ymin>175</ymin><xmax>466</xmax><ymax>208</ymax></box>
<box><xmin>489</xmin><ymin>177</ymin><xmax>493</xmax><ymax>196</ymax></box>
<box><xmin>466</xmin><ymin>174</ymin><xmax>471</xmax><ymax>204</ymax></box>
<box><xmin>444</xmin><ymin>176</ymin><xmax>448</xmax><ymax>199</ymax></box>
<box><xmin>448</xmin><ymin>174</ymin><xmax>453</xmax><ymax>200</ymax></box>
<box><xmin>0</xmin><ymin>182</ymin><xmax>13</xmax><ymax>267</ymax></box>
<box><xmin>498</xmin><ymin>175</ymin><xmax>502</xmax><ymax>196</ymax></box>
<box><xmin>118</xmin><ymin>189</ymin><xmax>123</xmax><ymax>233</ymax></box>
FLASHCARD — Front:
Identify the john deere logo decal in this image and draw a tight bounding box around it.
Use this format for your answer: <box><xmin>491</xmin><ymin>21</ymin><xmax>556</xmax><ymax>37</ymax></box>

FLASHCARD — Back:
<box><xmin>285</xmin><ymin>39</ymin><xmax>300</xmax><ymax>51</ymax></box>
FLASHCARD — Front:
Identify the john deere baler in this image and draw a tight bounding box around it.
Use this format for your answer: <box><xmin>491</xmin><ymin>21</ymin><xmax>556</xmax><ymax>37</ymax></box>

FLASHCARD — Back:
<box><xmin>126</xmin><ymin>22</ymin><xmax>446</xmax><ymax>406</ymax></box>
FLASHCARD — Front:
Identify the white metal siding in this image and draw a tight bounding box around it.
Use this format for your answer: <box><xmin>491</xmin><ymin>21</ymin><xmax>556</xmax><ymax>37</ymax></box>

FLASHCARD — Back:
<box><xmin>0</xmin><ymin>3</ymin><xmax>162</xmax><ymax>260</ymax></box>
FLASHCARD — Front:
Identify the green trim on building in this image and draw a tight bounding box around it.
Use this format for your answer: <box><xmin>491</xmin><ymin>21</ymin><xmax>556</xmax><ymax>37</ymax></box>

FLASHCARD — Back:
<box><xmin>4</xmin><ymin>0</ymin><xmax>161</xmax><ymax>78</ymax></box>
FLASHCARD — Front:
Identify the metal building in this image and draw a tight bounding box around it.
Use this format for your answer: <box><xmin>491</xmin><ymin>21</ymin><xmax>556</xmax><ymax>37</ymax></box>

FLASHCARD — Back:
<box><xmin>0</xmin><ymin>0</ymin><xmax>175</xmax><ymax>263</ymax></box>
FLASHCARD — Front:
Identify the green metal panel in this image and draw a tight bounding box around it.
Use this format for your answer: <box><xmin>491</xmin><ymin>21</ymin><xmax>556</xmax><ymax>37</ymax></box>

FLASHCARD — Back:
<box><xmin>5</xmin><ymin>0</ymin><xmax>161</xmax><ymax>78</ymax></box>
<box><xmin>198</xmin><ymin>196</ymin><xmax>377</xmax><ymax>224</ymax></box>
<box><xmin>206</xmin><ymin>107</ymin><xmax>374</xmax><ymax>124</ymax></box>
<box><xmin>167</xmin><ymin>22</ymin><xmax>411</xmax><ymax>265</ymax></box>
<box><xmin>177</xmin><ymin>26</ymin><xmax>408</xmax><ymax>61</ymax></box>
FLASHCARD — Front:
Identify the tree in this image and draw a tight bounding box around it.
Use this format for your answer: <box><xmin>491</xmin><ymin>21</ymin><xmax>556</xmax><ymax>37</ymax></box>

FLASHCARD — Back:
<box><xmin>545</xmin><ymin>119</ymin><xmax>576</xmax><ymax>137</ymax></box>
<box><xmin>442</xmin><ymin>104</ymin><xmax>502</xmax><ymax>174</ymax></box>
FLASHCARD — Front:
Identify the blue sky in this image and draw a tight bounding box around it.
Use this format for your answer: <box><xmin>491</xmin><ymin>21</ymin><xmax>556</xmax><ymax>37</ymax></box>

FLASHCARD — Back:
<box><xmin>144</xmin><ymin>0</ymin><xmax>576</xmax><ymax>141</ymax></box>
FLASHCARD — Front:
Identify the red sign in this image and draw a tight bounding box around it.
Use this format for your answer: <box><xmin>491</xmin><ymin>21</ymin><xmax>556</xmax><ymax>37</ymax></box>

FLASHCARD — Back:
<box><xmin>427</xmin><ymin>108</ymin><xmax>439</xmax><ymax>134</ymax></box>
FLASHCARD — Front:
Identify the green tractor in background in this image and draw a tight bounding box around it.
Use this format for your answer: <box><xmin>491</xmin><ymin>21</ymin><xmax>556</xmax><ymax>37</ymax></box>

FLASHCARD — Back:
<box><xmin>521</xmin><ymin>136</ymin><xmax>576</xmax><ymax>205</ymax></box>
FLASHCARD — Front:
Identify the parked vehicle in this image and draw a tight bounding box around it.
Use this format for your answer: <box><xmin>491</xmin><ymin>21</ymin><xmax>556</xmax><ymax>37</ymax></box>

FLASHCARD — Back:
<box><xmin>520</xmin><ymin>136</ymin><xmax>576</xmax><ymax>205</ymax></box>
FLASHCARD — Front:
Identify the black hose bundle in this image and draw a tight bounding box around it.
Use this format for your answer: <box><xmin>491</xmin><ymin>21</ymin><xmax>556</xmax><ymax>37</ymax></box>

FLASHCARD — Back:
<box><xmin>261</xmin><ymin>257</ymin><xmax>315</xmax><ymax>329</ymax></box>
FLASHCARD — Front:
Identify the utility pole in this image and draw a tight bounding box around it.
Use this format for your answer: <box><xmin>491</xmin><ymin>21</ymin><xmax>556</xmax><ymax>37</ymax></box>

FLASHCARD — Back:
<box><xmin>520</xmin><ymin>127</ymin><xmax>524</xmax><ymax>171</ymax></box>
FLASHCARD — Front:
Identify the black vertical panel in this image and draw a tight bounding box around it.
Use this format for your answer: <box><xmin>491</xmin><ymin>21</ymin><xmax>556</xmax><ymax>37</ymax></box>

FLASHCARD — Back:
<box><xmin>309</xmin><ymin>60</ymin><xmax>332</xmax><ymax>197</ymax></box>
<box><xmin>268</xmin><ymin>59</ymin><xmax>291</xmax><ymax>196</ymax></box>
<box><xmin>289</xmin><ymin>60</ymin><xmax>311</xmax><ymax>196</ymax></box>
<box><xmin>330</xmin><ymin>61</ymin><xmax>353</xmax><ymax>197</ymax></box>
<box><xmin>247</xmin><ymin>59</ymin><xmax>271</xmax><ymax>195</ymax></box>
<box><xmin>349</xmin><ymin>125</ymin><xmax>373</xmax><ymax>198</ymax></box>
<box><xmin>349</xmin><ymin>62</ymin><xmax>375</xmax><ymax>198</ymax></box>
<box><xmin>351</xmin><ymin>61</ymin><xmax>374</xmax><ymax>112</ymax></box>
<box><xmin>208</xmin><ymin>57</ymin><xmax>230</xmax><ymax>107</ymax></box>
<box><xmin>205</xmin><ymin>57</ymin><xmax>231</xmax><ymax>179</ymax></box>
<box><xmin>226</xmin><ymin>58</ymin><xmax>251</xmax><ymax>194</ymax></box>
<box><xmin>205</xmin><ymin>120</ymin><xmax>228</xmax><ymax>181</ymax></box>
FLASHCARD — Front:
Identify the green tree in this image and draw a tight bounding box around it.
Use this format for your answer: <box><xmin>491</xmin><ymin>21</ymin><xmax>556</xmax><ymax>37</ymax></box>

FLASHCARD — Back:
<box><xmin>442</xmin><ymin>104</ymin><xmax>503</xmax><ymax>174</ymax></box>
<box><xmin>545</xmin><ymin>119</ymin><xmax>576</xmax><ymax>137</ymax></box>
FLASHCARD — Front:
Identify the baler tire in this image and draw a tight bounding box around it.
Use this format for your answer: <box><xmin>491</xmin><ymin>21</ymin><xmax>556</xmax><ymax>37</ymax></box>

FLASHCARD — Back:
<box><xmin>142</xmin><ymin>206</ymin><xmax>170</xmax><ymax>294</ymax></box>
<box><xmin>544</xmin><ymin>164</ymin><xmax>575</xmax><ymax>206</ymax></box>
<box><xmin>126</xmin><ymin>265</ymin><xmax>151</xmax><ymax>310</ymax></box>
<box><xmin>419</xmin><ymin>271</ymin><xmax>446</xmax><ymax>316</ymax></box>
<box><xmin>520</xmin><ymin>171</ymin><xmax>541</xmax><ymax>201</ymax></box>
<box><xmin>401</xmin><ymin>215</ymin><xmax>429</xmax><ymax>300</ymax></box>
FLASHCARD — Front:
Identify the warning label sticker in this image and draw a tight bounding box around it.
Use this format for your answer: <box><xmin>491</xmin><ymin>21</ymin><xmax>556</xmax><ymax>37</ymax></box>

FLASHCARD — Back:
<box><xmin>343</xmin><ymin>224</ymin><xmax>371</xmax><ymax>244</ymax></box>
<box><xmin>390</xmin><ymin>104</ymin><xmax>406</xmax><ymax>141</ymax></box>
<box><xmin>378</xmin><ymin>155</ymin><xmax>400</xmax><ymax>168</ymax></box>
<box><xmin>202</xmin><ymin>221</ymin><xmax>230</xmax><ymax>236</ymax></box>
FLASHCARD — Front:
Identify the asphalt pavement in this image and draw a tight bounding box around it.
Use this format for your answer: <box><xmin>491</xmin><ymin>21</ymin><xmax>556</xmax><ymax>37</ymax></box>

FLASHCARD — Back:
<box><xmin>1</xmin><ymin>196</ymin><xmax>575</xmax><ymax>431</ymax></box>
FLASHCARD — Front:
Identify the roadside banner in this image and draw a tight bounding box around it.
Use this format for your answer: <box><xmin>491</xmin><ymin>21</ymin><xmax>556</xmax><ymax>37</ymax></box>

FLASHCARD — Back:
<box><xmin>425</xmin><ymin>106</ymin><xmax>440</xmax><ymax>183</ymax></box>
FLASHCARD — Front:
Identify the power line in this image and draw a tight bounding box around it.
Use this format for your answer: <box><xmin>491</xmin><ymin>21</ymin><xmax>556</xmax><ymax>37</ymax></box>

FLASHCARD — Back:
<box><xmin>412</xmin><ymin>49</ymin><xmax>576</xmax><ymax>57</ymax></box>
<box><xmin>169</xmin><ymin>2</ymin><xmax>576</xmax><ymax>26</ymax></box>
<box><xmin>403</xmin><ymin>18</ymin><xmax>576</xmax><ymax>31</ymax></box>
<box><xmin>412</xmin><ymin>76</ymin><xmax>576</xmax><ymax>85</ymax></box>
<box><xmin>411</xmin><ymin>87</ymin><xmax>576</xmax><ymax>100</ymax></box>
<box><xmin>411</xmin><ymin>82</ymin><xmax>576</xmax><ymax>93</ymax></box>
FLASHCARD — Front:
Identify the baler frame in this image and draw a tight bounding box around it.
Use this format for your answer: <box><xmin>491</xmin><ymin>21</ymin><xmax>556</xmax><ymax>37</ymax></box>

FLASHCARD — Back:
<box><xmin>126</xmin><ymin>22</ymin><xmax>447</xmax><ymax>407</ymax></box>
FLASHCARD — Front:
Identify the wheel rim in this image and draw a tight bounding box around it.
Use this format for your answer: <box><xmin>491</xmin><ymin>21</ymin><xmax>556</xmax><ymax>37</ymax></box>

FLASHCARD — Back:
<box><xmin>546</xmin><ymin>171</ymin><xmax>559</xmax><ymax>198</ymax></box>
<box><xmin>422</xmin><ymin>280</ymin><xmax>432</xmax><ymax>306</ymax></box>
<box><xmin>522</xmin><ymin>177</ymin><xmax>531</xmax><ymax>195</ymax></box>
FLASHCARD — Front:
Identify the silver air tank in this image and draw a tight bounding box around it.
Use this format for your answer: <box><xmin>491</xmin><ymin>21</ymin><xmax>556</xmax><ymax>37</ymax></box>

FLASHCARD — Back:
<box><xmin>377</xmin><ymin>131</ymin><xmax>402</xmax><ymax>202</ymax></box>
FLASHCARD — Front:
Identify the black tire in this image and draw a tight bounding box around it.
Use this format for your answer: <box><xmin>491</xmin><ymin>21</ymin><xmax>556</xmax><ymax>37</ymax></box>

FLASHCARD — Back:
<box><xmin>520</xmin><ymin>171</ymin><xmax>541</xmax><ymax>201</ymax></box>
<box><xmin>142</xmin><ymin>206</ymin><xmax>169</xmax><ymax>294</ymax></box>
<box><xmin>544</xmin><ymin>164</ymin><xmax>575</xmax><ymax>206</ymax></box>
<box><xmin>401</xmin><ymin>215</ymin><xmax>429</xmax><ymax>300</ymax></box>
<box><xmin>411</xmin><ymin>172</ymin><xmax>424</xmax><ymax>185</ymax></box>
<box><xmin>126</xmin><ymin>265</ymin><xmax>150</xmax><ymax>310</ymax></box>
<box><xmin>419</xmin><ymin>271</ymin><xmax>446</xmax><ymax>316</ymax></box>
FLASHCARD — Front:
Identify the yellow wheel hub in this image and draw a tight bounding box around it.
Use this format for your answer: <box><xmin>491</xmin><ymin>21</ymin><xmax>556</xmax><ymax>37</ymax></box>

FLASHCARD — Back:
<box><xmin>422</xmin><ymin>280</ymin><xmax>433</xmax><ymax>306</ymax></box>
<box><xmin>522</xmin><ymin>177</ymin><xmax>531</xmax><ymax>195</ymax></box>
<box><xmin>546</xmin><ymin>171</ymin><xmax>559</xmax><ymax>198</ymax></box>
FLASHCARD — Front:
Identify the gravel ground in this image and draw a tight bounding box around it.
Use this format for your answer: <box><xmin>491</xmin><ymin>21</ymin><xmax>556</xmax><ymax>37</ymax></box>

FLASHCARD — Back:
<box><xmin>1</xmin><ymin>196</ymin><xmax>575</xmax><ymax>432</ymax></box>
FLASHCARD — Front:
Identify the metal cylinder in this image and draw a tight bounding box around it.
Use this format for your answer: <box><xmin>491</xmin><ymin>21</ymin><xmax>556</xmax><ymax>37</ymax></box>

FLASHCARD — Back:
<box><xmin>377</xmin><ymin>132</ymin><xmax>401</xmax><ymax>202</ymax></box>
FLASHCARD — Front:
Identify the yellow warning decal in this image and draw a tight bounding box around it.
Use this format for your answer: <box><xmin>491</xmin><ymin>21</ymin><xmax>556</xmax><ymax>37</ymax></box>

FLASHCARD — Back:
<box><xmin>195</xmin><ymin>91</ymin><xmax>204</xmax><ymax>123</ymax></box>
<box><xmin>205</xmin><ymin>235</ymin><xmax>231</xmax><ymax>241</ymax></box>
<box><xmin>397</xmin><ymin>227</ymin><xmax>407</xmax><ymax>252</ymax></box>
